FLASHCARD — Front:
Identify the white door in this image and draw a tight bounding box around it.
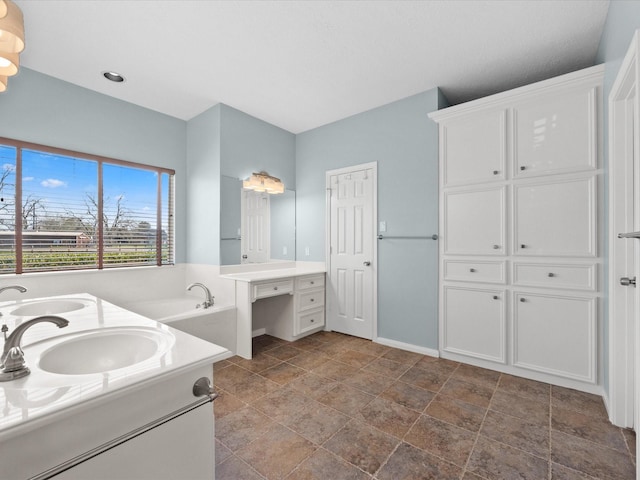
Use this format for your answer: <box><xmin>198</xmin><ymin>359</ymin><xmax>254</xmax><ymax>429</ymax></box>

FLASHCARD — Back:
<box><xmin>609</xmin><ymin>30</ymin><xmax>640</xmax><ymax>432</ymax></box>
<box><xmin>241</xmin><ymin>190</ymin><xmax>270</xmax><ymax>263</ymax></box>
<box><xmin>326</xmin><ymin>164</ymin><xmax>376</xmax><ymax>339</ymax></box>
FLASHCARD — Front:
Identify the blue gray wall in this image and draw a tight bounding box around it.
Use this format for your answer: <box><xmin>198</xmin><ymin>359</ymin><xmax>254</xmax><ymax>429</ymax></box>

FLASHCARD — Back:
<box><xmin>296</xmin><ymin>89</ymin><xmax>442</xmax><ymax>349</ymax></box>
<box><xmin>595</xmin><ymin>0</ymin><xmax>640</xmax><ymax>395</ymax></box>
<box><xmin>0</xmin><ymin>68</ymin><xmax>188</xmax><ymax>262</ymax></box>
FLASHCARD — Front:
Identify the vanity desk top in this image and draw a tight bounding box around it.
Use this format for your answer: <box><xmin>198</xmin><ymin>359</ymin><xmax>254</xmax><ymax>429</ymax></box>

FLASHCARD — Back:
<box><xmin>220</xmin><ymin>261</ymin><xmax>326</xmax><ymax>283</ymax></box>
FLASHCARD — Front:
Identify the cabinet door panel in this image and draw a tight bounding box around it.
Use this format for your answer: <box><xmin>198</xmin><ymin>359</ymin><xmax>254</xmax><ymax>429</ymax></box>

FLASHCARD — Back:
<box><xmin>444</xmin><ymin>186</ymin><xmax>506</xmax><ymax>255</ymax></box>
<box><xmin>513</xmin><ymin>292</ymin><xmax>596</xmax><ymax>383</ymax></box>
<box><xmin>443</xmin><ymin>286</ymin><xmax>506</xmax><ymax>363</ymax></box>
<box><xmin>442</xmin><ymin>109</ymin><xmax>506</xmax><ymax>186</ymax></box>
<box><xmin>514</xmin><ymin>87</ymin><xmax>597</xmax><ymax>177</ymax></box>
<box><xmin>514</xmin><ymin>176</ymin><xmax>596</xmax><ymax>257</ymax></box>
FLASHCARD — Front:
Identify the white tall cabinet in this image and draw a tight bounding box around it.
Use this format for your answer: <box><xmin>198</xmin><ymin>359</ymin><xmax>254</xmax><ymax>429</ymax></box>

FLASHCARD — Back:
<box><xmin>430</xmin><ymin>65</ymin><xmax>603</xmax><ymax>393</ymax></box>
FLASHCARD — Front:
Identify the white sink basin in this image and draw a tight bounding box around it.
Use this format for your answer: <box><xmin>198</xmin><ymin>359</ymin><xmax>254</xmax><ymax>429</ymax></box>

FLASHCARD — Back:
<box><xmin>11</xmin><ymin>299</ymin><xmax>88</xmax><ymax>316</ymax></box>
<box><xmin>38</xmin><ymin>328</ymin><xmax>175</xmax><ymax>375</ymax></box>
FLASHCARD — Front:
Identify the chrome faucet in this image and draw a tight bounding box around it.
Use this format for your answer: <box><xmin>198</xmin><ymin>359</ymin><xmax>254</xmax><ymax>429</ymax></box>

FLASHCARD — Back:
<box><xmin>0</xmin><ymin>315</ymin><xmax>69</xmax><ymax>382</ymax></box>
<box><xmin>0</xmin><ymin>285</ymin><xmax>27</xmax><ymax>296</ymax></box>
<box><xmin>186</xmin><ymin>283</ymin><xmax>214</xmax><ymax>309</ymax></box>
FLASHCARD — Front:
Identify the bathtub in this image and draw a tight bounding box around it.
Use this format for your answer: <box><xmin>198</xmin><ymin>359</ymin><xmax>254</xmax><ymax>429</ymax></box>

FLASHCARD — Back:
<box><xmin>121</xmin><ymin>297</ymin><xmax>236</xmax><ymax>359</ymax></box>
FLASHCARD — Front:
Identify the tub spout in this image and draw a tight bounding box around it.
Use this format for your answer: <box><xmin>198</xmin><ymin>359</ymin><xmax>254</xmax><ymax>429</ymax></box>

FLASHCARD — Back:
<box><xmin>187</xmin><ymin>283</ymin><xmax>214</xmax><ymax>309</ymax></box>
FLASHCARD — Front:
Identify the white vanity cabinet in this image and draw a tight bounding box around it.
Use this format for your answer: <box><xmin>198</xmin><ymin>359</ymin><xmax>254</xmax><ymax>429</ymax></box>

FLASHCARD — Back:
<box><xmin>294</xmin><ymin>274</ymin><xmax>325</xmax><ymax>335</ymax></box>
<box><xmin>430</xmin><ymin>65</ymin><xmax>603</xmax><ymax>394</ymax></box>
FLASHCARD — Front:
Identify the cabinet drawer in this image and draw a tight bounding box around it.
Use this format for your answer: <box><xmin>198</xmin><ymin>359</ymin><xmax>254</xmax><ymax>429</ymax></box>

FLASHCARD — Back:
<box><xmin>513</xmin><ymin>263</ymin><xmax>596</xmax><ymax>291</ymax></box>
<box><xmin>443</xmin><ymin>260</ymin><xmax>506</xmax><ymax>284</ymax></box>
<box><xmin>296</xmin><ymin>307</ymin><xmax>325</xmax><ymax>335</ymax></box>
<box><xmin>252</xmin><ymin>279</ymin><xmax>294</xmax><ymax>302</ymax></box>
<box><xmin>296</xmin><ymin>274</ymin><xmax>325</xmax><ymax>291</ymax></box>
<box><xmin>298</xmin><ymin>290</ymin><xmax>324</xmax><ymax>311</ymax></box>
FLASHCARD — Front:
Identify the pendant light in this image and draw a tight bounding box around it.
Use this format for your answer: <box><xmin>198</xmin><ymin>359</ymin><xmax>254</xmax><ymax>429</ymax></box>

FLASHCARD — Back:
<box><xmin>0</xmin><ymin>0</ymin><xmax>25</xmax><ymax>93</ymax></box>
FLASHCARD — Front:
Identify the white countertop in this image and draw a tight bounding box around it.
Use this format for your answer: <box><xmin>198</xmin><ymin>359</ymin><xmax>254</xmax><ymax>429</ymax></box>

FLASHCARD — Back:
<box><xmin>0</xmin><ymin>293</ymin><xmax>228</xmax><ymax>441</ymax></box>
<box><xmin>220</xmin><ymin>265</ymin><xmax>326</xmax><ymax>283</ymax></box>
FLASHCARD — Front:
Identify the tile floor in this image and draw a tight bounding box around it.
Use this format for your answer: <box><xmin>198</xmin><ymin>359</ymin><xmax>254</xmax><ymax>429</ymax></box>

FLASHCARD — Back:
<box><xmin>213</xmin><ymin>332</ymin><xmax>636</xmax><ymax>480</ymax></box>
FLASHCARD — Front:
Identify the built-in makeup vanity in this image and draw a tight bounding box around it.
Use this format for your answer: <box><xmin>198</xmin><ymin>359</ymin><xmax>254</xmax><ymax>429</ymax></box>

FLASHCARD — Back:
<box><xmin>221</xmin><ymin>262</ymin><xmax>326</xmax><ymax>358</ymax></box>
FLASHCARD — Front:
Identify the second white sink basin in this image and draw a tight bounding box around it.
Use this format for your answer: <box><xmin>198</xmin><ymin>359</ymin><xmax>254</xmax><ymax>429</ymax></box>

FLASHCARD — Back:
<box><xmin>38</xmin><ymin>328</ymin><xmax>175</xmax><ymax>375</ymax></box>
<box><xmin>11</xmin><ymin>299</ymin><xmax>88</xmax><ymax>317</ymax></box>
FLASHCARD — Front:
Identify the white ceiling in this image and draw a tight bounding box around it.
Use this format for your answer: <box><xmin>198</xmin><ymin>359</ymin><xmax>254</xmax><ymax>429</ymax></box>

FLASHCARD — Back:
<box><xmin>13</xmin><ymin>0</ymin><xmax>610</xmax><ymax>134</ymax></box>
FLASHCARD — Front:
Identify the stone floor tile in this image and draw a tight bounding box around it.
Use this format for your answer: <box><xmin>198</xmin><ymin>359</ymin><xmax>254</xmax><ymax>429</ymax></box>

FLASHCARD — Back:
<box><xmin>252</xmin><ymin>385</ymin><xmax>315</xmax><ymax>422</ymax></box>
<box><xmin>213</xmin><ymin>388</ymin><xmax>247</xmax><ymax>419</ymax></box>
<box><xmin>414</xmin><ymin>357</ymin><xmax>460</xmax><ymax>375</ymax></box>
<box><xmin>215</xmin><ymin>439</ymin><xmax>233</xmax><ymax>465</ymax></box>
<box><xmin>379</xmin><ymin>380</ymin><xmax>436</xmax><ymax>412</ymax></box>
<box><xmin>467</xmin><ymin>436</ymin><xmax>549</xmax><ymax>480</ymax></box>
<box><xmin>213</xmin><ymin>359</ymin><xmax>233</xmax><ymax>372</ymax></box>
<box><xmin>283</xmin><ymin>401</ymin><xmax>351</xmax><ymax>445</ymax></box>
<box><xmin>238</xmin><ymin>424</ymin><xmax>316</xmax><ymax>479</ymax></box>
<box><xmin>264</xmin><ymin>343</ymin><xmax>306</xmax><ymax>361</ymax></box>
<box><xmin>551</xmin><ymin>462</ymin><xmax>597</xmax><ymax>479</ymax></box>
<box><xmin>227</xmin><ymin>373</ymin><xmax>281</xmax><ymax>403</ymax></box>
<box><xmin>346</xmin><ymin>340</ymin><xmax>391</xmax><ymax>357</ymax></box>
<box><xmin>333</xmin><ymin>348</ymin><xmax>378</xmax><ymax>368</ymax></box>
<box><xmin>311</xmin><ymin>359</ymin><xmax>359</xmax><ymax>380</ymax></box>
<box><xmin>552</xmin><ymin>405</ymin><xmax>627</xmax><ymax>452</ymax></box>
<box><xmin>362</xmin><ymin>357</ymin><xmax>412</xmax><ymax>379</ymax></box>
<box><xmin>489</xmin><ymin>389</ymin><xmax>550</xmax><ymax>425</ymax></box>
<box><xmin>214</xmin><ymin>364</ymin><xmax>254</xmax><ymax>390</ymax></box>
<box><xmin>285</xmin><ymin>448</ymin><xmax>371</xmax><ymax>480</ymax></box>
<box><xmin>216</xmin><ymin>455</ymin><xmax>265</xmax><ymax>480</ymax></box>
<box><xmin>452</xmin><ymin>363</ymin><xmax>501</xmax><ymax>388</ymax></box>
<box><xmin>399</xmin><ymin>365</ymin><xmax>450</xmax><ymax>391</ymax></box>
<box><xmin>404</xmin><ymin>414</ymin><xmax>476</xmax><ymax>467</ymax></box>
<box><xmin>342</xmin><ymin>369</ymin><xmax>395</xmax><ymax>395</ymax></box>
<box><xmin>314</xmin><ymin>341</ymin><xmax>353</xmax><ymax>356</ymax></box>
<box><xmin>381</xmin><ymin>348</ymin><xmax>422</xmax><ymax>365</ymax></box>
<box><xmin>622</xmin><ymin>428</ymin><xmax>636</xmax><ymax>458</ymax></box>
<box><xmin>286</xmin><ymin>351</ymin><xmax>331</xmax><ymax>371</ymax></box>
<box><xmin>439</xmin><ymin>377</ymin><xmax>495</xmax><ymax>408</ymax></box>
<box><xmin>289</xmin><ymin>336</ymin><xmax>325</xmax><ymax>351</ymax></box>
<box><xmin>288</xmin><ymin>373</ymin><xmax>338</xmax><ymax>399</ymax></box>
<box><xmin>324</xmin><ymin>420</ymin><xmax>399</xmax><ymax>475</ymax></box>
<box><xmin>551</xmin><ymin>430</ymin><xmax>635</xmax><ymax>479</ymax></box>
<box><xmin>552</xmin><ymin>386</ymin><xmax>609</xmax><ymax>420</ymax></box>
<box><xmin>355</xmin><ymin>396</ymin><xmax>420</xmax><ymax>438</ymax></box>
<box><xmin>229</xmin><ymin>353</ymin><xmax>283</xmax><ymax>373</ymax></box>
<box><xmin>259</xmin><ymin>362</ymin><xmax>307</xmax><ymax>385</ymax></box>
<box><xmin>215</xmin><ymin>406</ymin><xmax>274</xmax><ymax>452</ymax></box>
<box><xmin>480</xmin><ymin>409</ymin><xmax>550</xmax><ymax>458</ymax></box>
<box><xmin>425</xmin><ymin>394</ymin><xmax>486</xmax><ymax>433</ymax></box>
<box><xmin>317</xmin><ymin>383</ymin><xmax>375</xmax><ymax>416</ymax></box>
<box><xmin>376</xmin><ymin>442</ymin><xmax>462</xmax><ymax>480</ymax></box>
<box><xmin>498</xmin><ymin>374</ymin><xmax>551</xmax><ymax>403</ymax></box>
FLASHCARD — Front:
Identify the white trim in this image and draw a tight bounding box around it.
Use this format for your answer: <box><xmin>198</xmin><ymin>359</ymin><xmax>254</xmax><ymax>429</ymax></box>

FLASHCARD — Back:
<box><xmin>251</xmin><ymin>328</ymin><xmax>266</xmax><ymax>337</ymax></box>
<box><xmin>608</xmin><ymin>29</ymin><xmax>640</xmax><ymax>429</ymax></box>
<box><xmin>325</xmin><ymin>162</ymin><xmax>378</xmax><ymax>340</ymax></box>
<box><xmin>375</xmin><ymin>336</ymin><xmax>439</xmax><ymax>358</ymax></box>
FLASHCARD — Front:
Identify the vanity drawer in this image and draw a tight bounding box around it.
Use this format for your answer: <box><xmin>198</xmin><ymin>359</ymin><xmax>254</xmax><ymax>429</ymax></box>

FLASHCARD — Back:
<box><xmin>512</xmin><ymin>263</ymin><xmax>596</xmax><ymax>291</ymax></box>
<box><xmin>298</xmin><ymin>290</ymin><xmax>324</xmax><ymax>311</ymax></box>
<box><xmin>252</xmin><ymin>279</ymin><xmax>294</xmax><ymax>301</ymax></box>
<box><xmin>443</xmin><ymin>260</ymin><xmax>506</xmax><ymax>284</ymax></box>
<box><xmin>296</xmin><ymin>274</ymin><xmax>325</xmax><ymax>291</ymax></box>
<box><xmin>296</xmin><ymin>307</ymin><xmax>325</xmax><ymax>335</ymax></box>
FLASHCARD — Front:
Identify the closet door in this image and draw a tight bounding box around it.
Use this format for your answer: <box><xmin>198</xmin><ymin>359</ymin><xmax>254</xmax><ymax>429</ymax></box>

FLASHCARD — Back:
<box><xmin>514</xmin><ymin>176</ymin><xmax>596</xmax><ymax>257</ymax></box>
<box><xmin>443</xmin><ymin>286</ymin><xmax>506</xmax><ymax>363</ymax></box>
<box><xmin>442</xmin><ymin>109</ymin><xmax>507</xmax><ymax>186</ymax></box>
<box><xmin>444</xmin><ymin>186</ymin><xmax>506</xmax><ymax>255</ymax></box>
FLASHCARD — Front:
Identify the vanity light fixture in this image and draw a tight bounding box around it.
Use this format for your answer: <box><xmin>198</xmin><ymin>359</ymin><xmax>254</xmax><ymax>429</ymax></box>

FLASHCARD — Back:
<box><xmin>0</xmin><ymin>0</ymin><xmax>25</xmax><ymax>93</ymax></box>
<box><xmin>103</xmin><ymin>71</ymin><xmax>126</xmax><ymax>83</ymax></box>
<box><xmin>243</xmin><ymin>171</ymin><xmax>285</xmax><ymax>194</ymax></box>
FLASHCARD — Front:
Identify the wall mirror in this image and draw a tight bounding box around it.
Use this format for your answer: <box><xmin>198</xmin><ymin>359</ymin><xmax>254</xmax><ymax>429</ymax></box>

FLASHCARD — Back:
<box><xmin>220</xmin><ymin>175</ymin><xmax>295</xmax><ymax>265</ymax></box>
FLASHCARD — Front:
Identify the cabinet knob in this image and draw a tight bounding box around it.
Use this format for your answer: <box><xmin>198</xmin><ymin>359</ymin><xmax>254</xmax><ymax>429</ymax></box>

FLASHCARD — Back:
<box><xmin>470</xmin><ymin>268</ymin><xmax>476</xmax><ymax>273</ymax></box>
<box><xmin>548</xmin><ymin>272</ymin><xmax>555</xmax><ymax>277</ymax></box>
<box><xmin>310</xmin><ymin>298</ymin><xmax>315</xmax><ymax>302</ymax></box>
<box><xmin>520</xmin><ymin>244</ymin><xmax>526</xmax><ymax>249</ymax></box>
<box><xmin>310</xmin><ymin>318</ymin><xmax>315</xmax><ymax>323</ymax></box>
<box><xmin>520</xmin><ymin>166</ymin><xmax>526</xmax><ymax>171</ymax></box>
<box><xmin>493</xmin><ymin>170</ymin><xmax>499</xmax><ymax>175</ymax></box>
<box><xmin>492</xmin><ymin>295</ymin><xmax>499</xmax><ymax>300</ymax></box>
<box><xmin>310</xmin><ymin>281</ymin><xmax>315</xmax><ymax>285</ymax></box>
<box><xmin>273</xmin><ymin>286</ymin><xmax>278</xmax><ymax>291</ymax></box>
<box><xmin>520</xmin><ymin>298</ymin><xmax>526</xmax><ymax>302</ymax></box>
<box><xmin>493</xmin><ymin>244</ymin><xmax>500</xmax><ymax>250</ymax></box>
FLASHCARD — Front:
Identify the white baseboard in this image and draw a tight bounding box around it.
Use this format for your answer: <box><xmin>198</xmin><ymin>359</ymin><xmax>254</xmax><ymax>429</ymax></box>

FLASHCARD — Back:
<box><xmin>252</xmin><ymin>328</ymin><xmax>266</xmax><ymax>338</ymax></box>
<box><xmin>374</xmin><ymin>337</ymin><xmax>439</xmax><ymax>358</ymax></box>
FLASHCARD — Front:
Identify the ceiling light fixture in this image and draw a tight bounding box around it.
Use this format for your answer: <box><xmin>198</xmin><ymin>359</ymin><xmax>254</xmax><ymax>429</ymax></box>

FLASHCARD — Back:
<box><xmin>103</xmin><ymin>71</ymin><xmax>125</xmax><ymax>83</ymax></box>
<box><xmin>0</xmin><ymin>0</ymin><xmax>25</xmax><ymax>93</ymax></box>
<box><xmin>243</xmin><ymin>171</ymin><xmax>285</xmax><ymax>195</ymax></box>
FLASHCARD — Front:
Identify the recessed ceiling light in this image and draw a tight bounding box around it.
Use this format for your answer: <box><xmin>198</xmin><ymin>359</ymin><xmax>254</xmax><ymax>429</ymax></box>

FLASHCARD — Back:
<box><xmin>102</xmin><ymin>71</ymin><xmax>125</xmax><ymax>83</ymax></box>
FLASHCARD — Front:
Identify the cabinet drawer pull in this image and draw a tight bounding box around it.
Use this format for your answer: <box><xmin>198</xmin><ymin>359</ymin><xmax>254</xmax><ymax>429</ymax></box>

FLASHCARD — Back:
<box><xmin>492</xmin><ymin>295</ymin><xmax>499</xmax><ymax>300</ymax></box>
<box><xmin>273</xmin><ymin>286</ymin><xmax>278</xmax><ymax>291</ymax></box>
<box><xmin>310</xmin><ymin>281</ymin><xmax>315</xmax><ymax>285</ymax></box>
<box><xmin>310</xmin><ymin>318</ymin><xmax>315</xmax><ymax>323</ymax></box>
<box><xmin>493</xmin><ymin>244</ymin><xmax>500</xmax><ymax>249</ymax></box>
<box><xmin>520</xmin><ymin>244</ymin><xmax>526</xmax><ymax>249</ymax></box>
<box><xmin>520</xmin><ymin>166</ymin><xmax>526</xmax><ymax>171</ymax></box>
<box><xmin>520</xmin><ymin>298</ymin><xmax>526</xmax><ymax>302</ymax></box>
<box><xmin>493</xmin><ymin>170</ymin><xmax>499</xmax><ymax>175</ymax></box>
<box><xmin>470</xmin><ymin>268</ymin><xmax>476</xmax><ymax>273</ymax></box>
<box><xmin>548</xmin><ymin>272</ymin><xmax>555</xmax><ymax>277</ymax></box>
<box><xmin>310</xmin><ymin>298</ymin><xmax>315</xmax><ymax>302</ymax></box>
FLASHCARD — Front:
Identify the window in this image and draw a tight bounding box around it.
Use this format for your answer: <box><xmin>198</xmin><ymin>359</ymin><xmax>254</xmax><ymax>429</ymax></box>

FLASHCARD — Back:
<box><xmin>0</xmin><ymin>138</ymin><xmax>175</xmax><ymax>274</ymax></box>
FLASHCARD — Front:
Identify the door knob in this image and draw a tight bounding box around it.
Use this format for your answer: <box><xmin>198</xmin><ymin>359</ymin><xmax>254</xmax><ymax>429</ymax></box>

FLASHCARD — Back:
<box><xmin>363</xmin><ymin>261</ymin><xmax>371</xmax><ymax>266</ymax></box>
<box><xmin>620</xmin><ymin>276</ymin><xmax>636</xmax><ymax>287</ymax></box>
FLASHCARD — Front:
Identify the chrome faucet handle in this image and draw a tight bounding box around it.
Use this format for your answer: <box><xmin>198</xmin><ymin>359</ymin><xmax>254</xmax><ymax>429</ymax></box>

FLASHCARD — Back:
<box><xmin>1</xmin><ymin>324</ymin><xmax>7</xmax><ymax>342</ymax></box>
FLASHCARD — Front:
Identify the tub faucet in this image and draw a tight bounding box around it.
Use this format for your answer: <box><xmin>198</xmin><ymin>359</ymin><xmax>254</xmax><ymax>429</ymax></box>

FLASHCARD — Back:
<box><xmin>0</xmin><ymin>285</ymin><xmax>27</xmax><ymax>296</ymax></box>
<box><xmin>187</xmin><ymin>283</ymin><xmax>214</xmax><ymax>309</ymax></box>
<box><xmin>0</xmin><ymin>315</ymin><xmax>69</xmax><ymax>382</ymax></box>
